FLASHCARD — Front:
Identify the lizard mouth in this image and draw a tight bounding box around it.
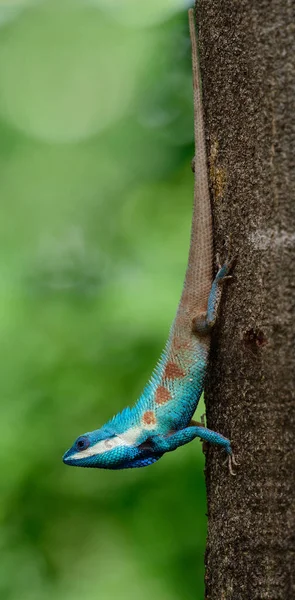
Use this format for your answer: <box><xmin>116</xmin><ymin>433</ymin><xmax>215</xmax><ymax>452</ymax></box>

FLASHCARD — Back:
<box><xmin>62</xmin><ymin>450</ymin><xmax>100</xmax><ymax>468</ymax></box>
<box><xmin>62</xmin><ymin>449</ymin><xmax>74</xmax><ymax>464</ymax></box>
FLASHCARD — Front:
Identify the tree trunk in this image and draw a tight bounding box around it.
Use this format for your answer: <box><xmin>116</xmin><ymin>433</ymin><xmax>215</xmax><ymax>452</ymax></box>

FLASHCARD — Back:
<box><xmin>195</xmin><ymin>1</ymin><xmax>295</xmax><ymax>598</ymax></box>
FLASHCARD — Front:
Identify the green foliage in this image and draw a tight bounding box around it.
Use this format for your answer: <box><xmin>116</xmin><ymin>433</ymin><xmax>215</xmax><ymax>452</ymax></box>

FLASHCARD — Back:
<box><xmin>0</xmin><ymin>2</ymin><xmax>206</xmax><ymax>599</ymax></box>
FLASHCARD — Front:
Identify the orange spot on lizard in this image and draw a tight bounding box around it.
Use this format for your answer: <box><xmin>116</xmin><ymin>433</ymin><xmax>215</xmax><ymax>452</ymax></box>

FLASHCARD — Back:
<box><xmin>164</xmin><ymin>361</ymin><xmax>185</xmax><ymax>380</ymax></box>
<box><xmin>173</xmin><ymin>337</ymin><xmax>192</xmax><ymax>351</ymax></box>
<box><xmin>142</xmin><ymin>411</ymin><xmax>157</xmax><ymax>426</ymax></box>
<box><xmin>155</xmin><ymin>386</ymin><xmax>171</xmax><ymax>405</ymax></box>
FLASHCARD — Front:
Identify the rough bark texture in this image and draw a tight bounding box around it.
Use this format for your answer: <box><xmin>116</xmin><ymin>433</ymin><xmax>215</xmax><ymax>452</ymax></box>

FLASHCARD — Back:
<box><xmin>195</xmin><ymin>1</ymin><xmax>295</xmax><ymax>599</ymax></box>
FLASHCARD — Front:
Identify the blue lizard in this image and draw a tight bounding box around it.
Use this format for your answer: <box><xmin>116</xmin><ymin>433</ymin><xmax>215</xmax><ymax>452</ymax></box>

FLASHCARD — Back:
<box><xmin>63</xmin><ymin>10</ymin><xmax>237</xmax><ymax>474</ymax></box>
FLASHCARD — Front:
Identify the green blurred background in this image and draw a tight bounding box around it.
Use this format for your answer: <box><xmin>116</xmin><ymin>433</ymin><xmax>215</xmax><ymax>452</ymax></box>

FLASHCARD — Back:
<box><xmin>0</xmin><ymin>1</ymin><xmax>207</xmax><ymax>599</ymax></box>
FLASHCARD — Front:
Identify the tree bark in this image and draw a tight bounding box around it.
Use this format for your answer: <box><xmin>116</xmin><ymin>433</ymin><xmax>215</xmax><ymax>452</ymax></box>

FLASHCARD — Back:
<box><xmin>195</xmin><ymin>1</ymin><xmax>295</xmax><ymax>598</ymax></box>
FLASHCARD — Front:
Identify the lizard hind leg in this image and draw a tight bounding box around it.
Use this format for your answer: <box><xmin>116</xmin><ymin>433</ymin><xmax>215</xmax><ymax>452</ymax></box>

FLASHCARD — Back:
<box><xmin>141</xmin><ymin>424</ymin><xmax>237</xmax><ymax>475</ymax></box>
<box><xmin>186</xmin><ymin>423</ymin><xmax>238</xmax><ymax>475</ymax></box>
<box><xmin>192</xmin><ymin>257</ymin><xmax>235</xmax><ymax>336</ymax></box>
<box><xmin>147</xmin><ymin>424</ymin><xmax>233</xmax><ymax>457</ymax></box>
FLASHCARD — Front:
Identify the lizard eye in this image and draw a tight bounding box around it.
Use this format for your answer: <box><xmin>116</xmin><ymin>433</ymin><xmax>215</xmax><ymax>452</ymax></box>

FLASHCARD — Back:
<box><xmin>75</xmin><ymin>436</ymin><xmax>90</xmax><ymax>452</ymax></box>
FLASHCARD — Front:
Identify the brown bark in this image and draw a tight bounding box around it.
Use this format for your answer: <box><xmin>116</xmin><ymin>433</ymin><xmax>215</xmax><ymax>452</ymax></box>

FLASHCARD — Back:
<box><xmin>195</xmin><ymin>1</ymin><xmax>295</xmax><ymax>598</ymax></box>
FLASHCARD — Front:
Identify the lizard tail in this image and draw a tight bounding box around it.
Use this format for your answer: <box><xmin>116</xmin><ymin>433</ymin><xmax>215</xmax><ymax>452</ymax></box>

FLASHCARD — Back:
<box><xmin>181</xmin><ymin>9</ymin><xmax>213</xmax><ymax>315</ymax></box>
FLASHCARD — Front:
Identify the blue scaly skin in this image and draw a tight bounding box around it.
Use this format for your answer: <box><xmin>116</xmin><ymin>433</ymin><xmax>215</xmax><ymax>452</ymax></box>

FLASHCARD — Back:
<box><xmin>63</xmin><ymin>10</ymin><xmax>237</xmax><ymax>474</ymax></box>
<box><xmin>63</xmin><ymin>261</ymin><xmax>234</xmax><ymax>472</ymax></box>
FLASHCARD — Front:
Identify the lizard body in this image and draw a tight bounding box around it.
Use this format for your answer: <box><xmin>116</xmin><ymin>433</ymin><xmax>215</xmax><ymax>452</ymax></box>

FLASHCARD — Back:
<box><xmin>63</xmin><ymin>10</ymin><xmax>235</xmax><ymax>473</ymax></box>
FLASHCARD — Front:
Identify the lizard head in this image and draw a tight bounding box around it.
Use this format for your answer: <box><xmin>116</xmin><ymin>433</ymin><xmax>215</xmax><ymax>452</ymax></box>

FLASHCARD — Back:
<box><xmin>63</xmin><ymin>421</ymin><xmax>162</xmax><ymax>469</ymax></box>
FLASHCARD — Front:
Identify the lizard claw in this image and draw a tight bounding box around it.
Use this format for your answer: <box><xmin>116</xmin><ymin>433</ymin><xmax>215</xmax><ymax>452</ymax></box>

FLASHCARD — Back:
<box><xmin>216</xmin><ymin>252</ymin><xmax>221</xmax><ymax>271</ymax></box>
<box><xmin>225</xmin><ymin>255</ymin><xmax>237</xmax><ymax>274</ymax></box>
<box><xmin>224</xmin><ymin>453</ymin><xmax>239</xmax><ymax>476</ymax></box>
<box><xmin>231</xmin><ymin>453</ymin><xmax>239</xmax><ymax>466</ymax></box>
<box><xmin>221</xmin><ymin>274</ymin><xmax>234</xmax><ymax>281</ymax></box>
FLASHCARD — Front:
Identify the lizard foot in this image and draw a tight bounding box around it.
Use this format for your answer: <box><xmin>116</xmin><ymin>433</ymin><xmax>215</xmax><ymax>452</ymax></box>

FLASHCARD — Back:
<box><xmin>215</xmin><ymin>253</ymin><xmax>236</xmax><ymax>276</ymax></box>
